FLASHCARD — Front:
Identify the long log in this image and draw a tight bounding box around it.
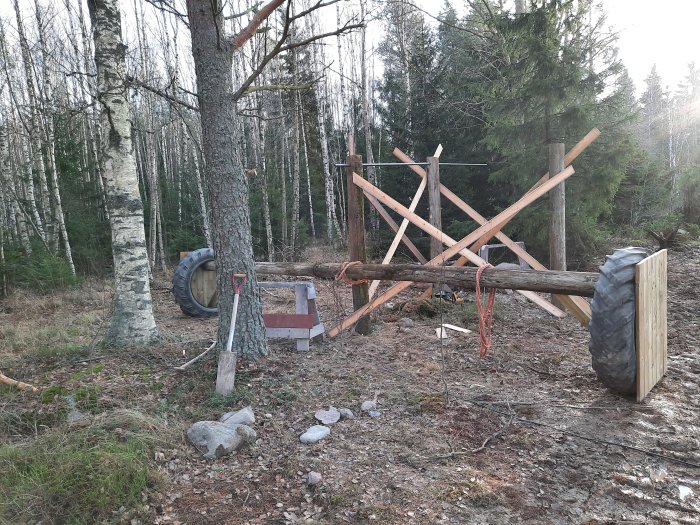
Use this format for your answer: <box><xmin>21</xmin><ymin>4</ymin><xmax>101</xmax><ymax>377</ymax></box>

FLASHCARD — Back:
<box><xmin>254</xmin><ymin>262</ymin><xmax>598</xmax><ymax>297</ymax></box>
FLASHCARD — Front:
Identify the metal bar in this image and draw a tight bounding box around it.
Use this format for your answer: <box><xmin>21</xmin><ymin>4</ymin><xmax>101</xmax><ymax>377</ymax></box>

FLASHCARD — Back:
<box><xmin>334</xmin><ymin>162</ymin><xmax>487</xmax><ymax>167</ymax></box>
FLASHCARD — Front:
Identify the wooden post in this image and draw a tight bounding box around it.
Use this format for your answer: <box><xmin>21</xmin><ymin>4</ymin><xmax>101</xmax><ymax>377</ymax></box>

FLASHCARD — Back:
<box><xmin>427</xmin><ymin>156</ymin><xmax>442</xmax><ymax>261</ymax></box>
<box><xmin>346</xmin><ymin>154</ymin><xmax>371</xmax><ymax>334</ymax></box>
<box><xmin>549</xmin><ymin>143</ymin><xmax>566</xmax><ymax>307</ymax></box>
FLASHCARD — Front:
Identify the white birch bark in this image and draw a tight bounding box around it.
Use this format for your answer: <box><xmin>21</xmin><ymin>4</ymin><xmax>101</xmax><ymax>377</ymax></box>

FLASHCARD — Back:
<box><xmin>298</xmin><ymin>91</ymin><xmax>316</xmax><ymax>239</ymax></box>
<box><xmin>88</xmin><ymin>0</ymin><xmax>159</xmax><ymax>346</ymax></box>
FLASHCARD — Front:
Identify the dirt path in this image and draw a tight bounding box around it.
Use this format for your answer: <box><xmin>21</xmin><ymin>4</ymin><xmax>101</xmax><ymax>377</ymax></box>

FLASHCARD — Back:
<box><xmin>1</xmin><ymin>248</ymin><xmax>698</xmax><ymax>524</ymax></box>
<box><xmin>153</xmin><ymin>248</ymin><xmax>700</xmax><ymax>524</ymax></box>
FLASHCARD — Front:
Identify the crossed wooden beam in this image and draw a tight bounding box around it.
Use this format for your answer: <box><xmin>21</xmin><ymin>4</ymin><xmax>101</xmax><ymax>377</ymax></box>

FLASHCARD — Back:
<box><xmin>327</xmin><ymin>129</ymin><xmax>600</xmax><ymax>338</ymax></box>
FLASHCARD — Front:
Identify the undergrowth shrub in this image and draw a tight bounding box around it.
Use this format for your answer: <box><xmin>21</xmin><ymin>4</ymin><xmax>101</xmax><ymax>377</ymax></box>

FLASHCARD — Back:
<box><xmin>1</xmin><ymin>246</ymin><xmax>78</xmax><ymax>293</ymax></box>
<box><xmin>0</xmin><ymin>410</ymin><xmax>169</xmax><ymax>524</ymax></box>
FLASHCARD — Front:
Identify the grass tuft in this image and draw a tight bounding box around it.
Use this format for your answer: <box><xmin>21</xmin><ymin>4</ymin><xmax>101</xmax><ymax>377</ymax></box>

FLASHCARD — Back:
<box><xmin>0</xmin><ymin>410</ymin><xmax>172</xmax><ymax>524</ymax></box>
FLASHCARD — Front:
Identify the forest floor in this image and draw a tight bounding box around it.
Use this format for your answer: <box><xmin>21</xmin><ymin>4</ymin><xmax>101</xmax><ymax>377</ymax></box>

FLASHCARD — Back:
<box><xmin>1</xmin><ymin>245</ymin><xmax>699</xmax><ymax>524</ymax></box>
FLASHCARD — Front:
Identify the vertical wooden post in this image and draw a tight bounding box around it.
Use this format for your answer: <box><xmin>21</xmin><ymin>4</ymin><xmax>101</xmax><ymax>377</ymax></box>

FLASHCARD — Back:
<box><xmin>427</xmin><ymin>156</ymin><xmax>442</xmax><ymax>261</ymax></box>
<box><xmin>549</xmin><ymin>143</ymin><xmax>566</xmax><ymax>307</ymax></box>
<box><xmin>346</xmin><ymin>154</ymin><xmax>371</xmax><ymax>334</ymax></box>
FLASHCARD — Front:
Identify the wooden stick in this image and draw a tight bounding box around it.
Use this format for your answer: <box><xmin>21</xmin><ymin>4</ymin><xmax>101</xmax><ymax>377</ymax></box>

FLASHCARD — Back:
<box><xmin>327</xmin><ymin>166</ymin><xmax>575</xmax><ymax>336</ymax></box>
<box><xmin>368</xmin><ymin>145</ymin><xmax>442</xmax><ymax>298</ymax></box>
<box><xmin>368</xmin><ymin>176</ymin><xmax>427</xmax><ymax>297</ymax></box>
<box><xmin>0</xmin><ymin>372</ymin><xmax>39</xmax><ymax>392</ymax></box>
<box><xmin>346</xmin><ymin>155</ymin><xmax>370</xmax><ymax>334</ymax></box>
<box><xmin>174</xmin><ymin>341</ymin><xmax>217</xmax><ymax>371</ymax></box>
<box><xmin>363</xmin><ymin>192</ymin><xmax>428</xmax><ymax>264</ymax></box>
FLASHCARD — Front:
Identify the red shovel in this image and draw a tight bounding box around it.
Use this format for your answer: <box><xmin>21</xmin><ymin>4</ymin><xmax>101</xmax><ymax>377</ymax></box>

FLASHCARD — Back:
<box><xmin>215</xmin><ymin>273</ymin><xmax>247</xmax><ymax>395</ymax></box>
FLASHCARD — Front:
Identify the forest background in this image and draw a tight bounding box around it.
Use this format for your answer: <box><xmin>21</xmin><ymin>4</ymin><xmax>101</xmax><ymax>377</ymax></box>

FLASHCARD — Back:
<box><xmin>0</xmin><ymin>0</ymin><xmax>698</xmax><ymax>292</ymax></box>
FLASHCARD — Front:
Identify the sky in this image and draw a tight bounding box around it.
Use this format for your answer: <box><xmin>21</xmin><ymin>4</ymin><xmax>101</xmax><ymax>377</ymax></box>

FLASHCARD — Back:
<box><xmin>2</xmin><ymin>0</ymin><xmax>699</xmax><ymax>97</ymax></box>
<box><xmin>413</xmin><ymin>0</ymin><xmax>700</xmax><ymax>96</ymax></box>
<box><xmin>601</xmin><ymin>0</ymin><xmax>699</xmax><ymax>94</ymax></box>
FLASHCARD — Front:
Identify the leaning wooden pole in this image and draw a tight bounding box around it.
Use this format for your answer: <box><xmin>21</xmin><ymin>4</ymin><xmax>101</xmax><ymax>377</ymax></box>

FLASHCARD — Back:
<box><xmin>256</xmin><ymin>262</ymin><xmax>598</xmax><ymax>297</ymax></box>
<box><xmin>346</xmin><ymin>154</ymin><xmax>371</xmax><ymax>335</ymax></box>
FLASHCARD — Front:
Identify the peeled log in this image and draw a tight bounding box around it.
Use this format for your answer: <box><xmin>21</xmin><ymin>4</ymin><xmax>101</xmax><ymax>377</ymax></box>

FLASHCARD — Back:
<box><xmin>251</xmin><ymin>262</ymin><xmax>597</xmax><ymax>297</ymax></box>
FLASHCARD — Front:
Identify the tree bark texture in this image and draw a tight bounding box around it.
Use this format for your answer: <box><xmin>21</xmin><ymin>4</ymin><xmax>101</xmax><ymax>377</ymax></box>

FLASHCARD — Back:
<box><xmin>253</xmin><ymin>262</ymin><xmax>598</xmax><ymax>297</ymax></box>
<box><xmin>186</xmin><ymin>0</ymin><xmax>267</xmax><ymax>358</ymax></box>
<box><xmin>89</xmin><ymin>0</ymin><xmax>159</xmax><ymax>346</ymax></box>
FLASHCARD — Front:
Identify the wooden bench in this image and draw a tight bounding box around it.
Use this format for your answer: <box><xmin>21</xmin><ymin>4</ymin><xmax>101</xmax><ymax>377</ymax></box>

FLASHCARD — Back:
<box><xmin>259</xmin><ymin>282</ymin><xmax>325</xmax><ymax>352</ymax></box>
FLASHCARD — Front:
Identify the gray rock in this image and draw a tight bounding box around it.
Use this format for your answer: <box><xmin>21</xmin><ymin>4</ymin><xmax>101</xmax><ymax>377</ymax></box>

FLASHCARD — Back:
<box><xmin>368</xmin><ymin>410</ymin><xmax>381</xmax><ymax>418</ymax></box>
<box><xmin>339</xmin><ymin>408</ymin><xmax>355</xmax><ymax>420</ymax></box>
<box><xmin>398</xmin><ymin>317</ymin><xmax>414</xmax><ymax>328</ymax></box>
<box><xmin>300</xmin><ymin>425</ymin><xmax>330</xmax><ymax>444</ymax></box>
<box><xmin>314</xmin><ymin>407</ymin><xmax>340</xmax><ymax>425</ymax></box>
<box><xmin>64</xmin><ymin>395</ymin><xmax>87</xmax><ymax>424</ymax></box>
<box><xmin>187</xmin><ymin>421</ymin><xmax>257</xmax><ymax>459</ymax></box>
<box><xmin>495</xmin><ymin>262</ymin><xmax>522</xmax><ymax>270</ymax></box>
<box><xmin>220</xmin><ymin>406</ymin><xmax>255</xmax><ymax>426</ymax></box>
<box><xmin>361</xmin><ymin>400</ymin><xmax>377</xmax><ymax>412</ymax></box>
<box><xmin>307</xmin><ymin>471</ymin><xmax>322</xmax><ymax>486</ymax></box>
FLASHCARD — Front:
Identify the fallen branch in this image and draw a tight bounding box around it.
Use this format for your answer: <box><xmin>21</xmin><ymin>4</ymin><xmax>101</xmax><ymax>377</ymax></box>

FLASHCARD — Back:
<box><xmin>174</xmin><ymin>341</ymin><xmax>216</xmax><ymax>371</ymax></box>
<box><xmin>432</xmin><ymin>405</ymin><xmax>515</xmax><ymax>460</ymax></box>
<box><xmin>0</xmin><ymin>371</ymin><xmax>39</xmax><ymax>393</ymax></box>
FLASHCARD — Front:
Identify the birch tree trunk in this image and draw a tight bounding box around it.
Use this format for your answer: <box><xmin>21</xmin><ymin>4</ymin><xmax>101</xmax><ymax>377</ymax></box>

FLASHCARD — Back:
<box><xmin>298</xmin><ymin>91</ymin><xmax>316</xmax><ymax>239</ymax></box>
<box><xmin>186</xmin><ymin>0</ymin><xmax>268</xmax><ymax>358</ymax></box>
<box><xmin>313</xmin><ymin>47</ymin><xmax>342</xmax><ymax>243</ymax></box>
<box><xmin>359</xmin><ymin>4</ymin><xmax>378</xmax><ymax>231</ymax></box>
<box><xmin>88</xmin><ymin>0</ymin><xmax>159</xmax><ymax>346</ymax></box>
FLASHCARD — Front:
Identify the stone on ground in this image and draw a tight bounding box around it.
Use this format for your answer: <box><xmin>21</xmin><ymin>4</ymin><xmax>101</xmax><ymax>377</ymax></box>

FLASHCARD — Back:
<box><xmin>398</xmin><ymin>317</ymin><xmax>414</xmax><ymax>328</ymax></box>
<box><xmin>220</xmin><ymin>406</ymin><xmax>255</xmax><ymax>426</ymax></box>
<box><xmin>339</xmin><ymin>408</ymin><xmax>355</xmax><ymax>420</ymax></box>
<box><xmin>187</xmin><ymin>421</ymin><xmax>257</xmax><ymax>459</ymax></box>
<box><xmin>307</xmin><ymin>471</ymin><xmax>323</xmax><ymax>486</ymax></box>
<box><xmin>300</xmin><ymin>425</ymin><xmax>330</xmax><ymax>444</ymax></box>
<box><xmin>361</xmin><ymin>400</ymin><xmax>377</xmax><ymax>412</ymax></box>
<box><xmin>314</xmin><ymin>407</ymin><xmax>341</xmax><ymax>425</ymax></box>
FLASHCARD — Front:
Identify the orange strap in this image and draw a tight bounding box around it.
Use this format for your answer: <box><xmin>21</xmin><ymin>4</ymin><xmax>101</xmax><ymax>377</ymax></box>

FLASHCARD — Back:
<box><xmin>475</xmin><ymin>264</ymin><xmax>497</xmax><ymax>357</ymax></box>
<box><xmin>335</xmin><ymin>261</ymin><xmax>368</xmax><ymax>286</ymax></box>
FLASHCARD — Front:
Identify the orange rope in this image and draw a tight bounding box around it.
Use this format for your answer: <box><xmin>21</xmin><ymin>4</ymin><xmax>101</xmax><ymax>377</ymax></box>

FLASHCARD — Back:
<box><xmin>475</xmin><ymin>264</ymin><xmax>497</xmax><ymax>357</ymax></box>
<box><xmin>334</xmin><ymin>261</ymin><xmax>368</xmax><ymax>286</ymax></box>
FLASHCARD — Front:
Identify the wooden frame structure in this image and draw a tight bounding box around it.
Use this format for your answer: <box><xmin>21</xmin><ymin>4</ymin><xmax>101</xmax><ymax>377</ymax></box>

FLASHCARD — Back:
<box><xmin>328</xmin><ymin>129</ymin><xmax>603</xmax><ymax>337</ymax></box>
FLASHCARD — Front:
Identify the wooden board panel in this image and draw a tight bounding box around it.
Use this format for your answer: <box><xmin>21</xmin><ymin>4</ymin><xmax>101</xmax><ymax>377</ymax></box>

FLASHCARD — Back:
<box><xmin>191</xmin><ymin>266</ymin><xmax>217</xmax><ymax>307</ymax></box>
<box><xmin>263</xmin><ymin>314</ymin><xmax>315</xmax><ymax>329</ymax></box>
<box><xmin>636</xmin><ymin>249</ymin><xmax>668</xmax><ymax>402</ymax></box>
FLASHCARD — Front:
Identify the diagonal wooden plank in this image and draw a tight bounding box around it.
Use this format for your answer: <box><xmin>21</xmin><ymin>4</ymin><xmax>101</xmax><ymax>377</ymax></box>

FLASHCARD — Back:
<box><xmin>364</xmin><ymin>192</ymin><xmax>428</xmax><ymax>264</ymax></box>
<box><xmin>368</xmin><ymin>177</ymin><xmax>427</xmax><ymax>297</ymax></box>
<box><xmin>327</xmin><ymin>166</ymin><xmax>575</xmax><ymax>337</ymax></box>
<box><xmin>368</xmin><ymin>145</ymin><xmax>443</xmax><ymax>298</ymax></box>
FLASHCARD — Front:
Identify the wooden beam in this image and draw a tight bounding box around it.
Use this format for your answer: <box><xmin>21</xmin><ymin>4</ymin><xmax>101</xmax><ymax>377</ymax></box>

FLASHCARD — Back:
<box><xmin>427</xmin><ymin>156</ymin><xmax>442</xmax><ymax>260</ymax></box>
<box><xmin>346</xmin><ymin>154</ymin><xmax>370</xmax><ymax>334</ymax></box>
<box><xmin>256</xmin><ymin>262</ymin><xmax>599</xmax><ymax>296</ymax></box>
<box><xmin>549</xmin><ymin>143</ymin><xmax>566</xmax><ymax>308</ymax></box>
<box><xmin>635</xmin><ymin>250</ymin><xmax>667</xmax><ymax>402</ymax></box>
<box><xmin>368</xmin><ymin>176</ymin><xmax>427</xmax><ymax>297</ymax></box>
<box><xmin>327</xmin><ymin>167</ymin><xmax>575</xmax><ymax>336</ymax></box>
<box><xmin>363</xmin><ymin>192</ymin><xmax>428</xmax><ymax>264</ymax></box>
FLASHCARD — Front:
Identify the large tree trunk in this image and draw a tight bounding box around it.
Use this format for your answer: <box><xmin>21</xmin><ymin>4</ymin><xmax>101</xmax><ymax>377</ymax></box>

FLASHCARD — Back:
<box><xmin>186</xmin><ymin>0</ymin><xmax>267</xmax><ymax>358</ymax></box>
<box><xmin>88</xmin><ymin>0</ymin><xmax>159</xmax><ymax>346</ymax></box>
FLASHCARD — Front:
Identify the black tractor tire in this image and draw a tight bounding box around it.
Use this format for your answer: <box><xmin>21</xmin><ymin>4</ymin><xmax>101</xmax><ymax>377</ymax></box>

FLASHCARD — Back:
<box><xmin>172</xmin><ymin>248</ymin><xmax>219</xmax><ymax>318</ymax></box>
<box><xmin>588</xmin><ymin>247</ymin><xmax>648</xmax><ymax>393</ymax></box>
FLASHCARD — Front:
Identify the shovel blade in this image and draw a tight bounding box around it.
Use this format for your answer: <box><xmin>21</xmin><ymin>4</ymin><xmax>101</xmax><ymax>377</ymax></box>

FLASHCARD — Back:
<box><xmin>215</xmin><ymin>351</ymin><xmax>237</xmax><ymax>396</ymax></box>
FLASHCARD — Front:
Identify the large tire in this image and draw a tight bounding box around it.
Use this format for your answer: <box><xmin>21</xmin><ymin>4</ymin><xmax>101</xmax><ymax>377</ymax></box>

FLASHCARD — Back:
<box><xmin>588</xmin><ymin>247</ymin><xmax>648</xmax><ymax>393</ymax></box>
<box><xmin>172</xmin><ymin>248</ymin><xmax>219</xmax><ymax>318</ymax></box>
